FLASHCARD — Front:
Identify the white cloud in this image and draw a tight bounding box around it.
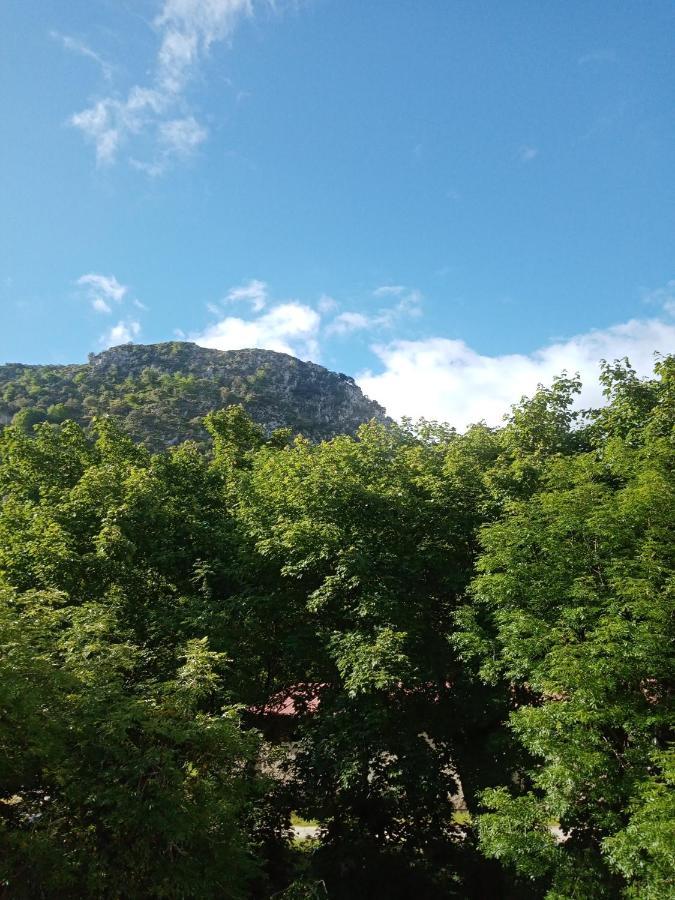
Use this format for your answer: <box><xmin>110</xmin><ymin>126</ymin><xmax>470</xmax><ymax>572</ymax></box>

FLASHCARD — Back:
<box><xmin>373</xmin><ymin>285</ymin><xmax>405</xmax><ymax>298</ymax></box>
<box><xmin>392</xmin><ymin>288</ymin><xmax>423</xmax><ymax>318</ymax></box>
<box><xmin>327</xmin><ymin>286</ymin><xmax>423</xmax><ymax>337</ymax></box>
<box><xmin>78</xmin><ymin>273</ymin><xmax>127</xmax><ymax>303</ymax></box>
<box><xmin>327</xmin><ymin>311</ymin><xmax>371</xmax><ymax>336</ymax></box>
<box><xmin>193</xmin><ymin>301</ymin><xmax>321</xmax><ymax>359</ymax></box>
<box><xmin>225</xmin><ymin>278</ymin><xmax>268</xmax><ymax>311</ymax></box>
<box><xmin>358</xmin><ymin>315</ymin><xmax>675</xmax><ymax>429</ymax></box>
<box><xmin>70</xmin><ymin>0</ymin><xmax>261</xmax><ymax>171</ymax></box>
<box><xmin>318</xmin><ymin>294</ymin><xmax>338</xmax><ymax>314</ymax></box>
<box><xmin>373</xmin><ymin>287</ymin><xmax>423</xmax><ymax>327</ymax></box>
<box><xmin>161</xmin><ymin>116</ymin><xmax>208</xmax><ymax>155</ymax></box>
<box><xmin>71</xmin><ymin>102</ymin><xmax>122</xmax><ymax>165</ymax></box>
<box><xmin>519</xmin><ymin>145</ymin><xmax>539</xmax><ymax>163</ymax></box>
<box><xmin>92</xmin><ymin>297</ymin><xmax>112</xmax><ymax>314</ymax></box>
<box><xmin>185</xmin><ymin>280</ymin><xmax>673</xmax><ymax>426</ymax></box>
<box><xmin>130</xmin><ymin>115</ymin><xmax>209</xmax><ymax>175</ymax></box>
<box><xmin>50</xmin><ymin>31</ymin><xmax>113</xmax><ymax>81</ymax></box>
<box><xmin>156</xmin><ymin>0</ymin><xmax>253</xmax><ymax>55</ymax></box>
<box><xmin>101</xmin><ymin>319</ymin><xmax>141</xmax><ymax>347</ymax></box>
<box><xmin>77</xmin><ymin>272</ymin><xmax>128</xmax><ymax>312</ymax></box>
<box><xmin>642</xmin><ymin>278</ymin><xmax>675</xmax><ymax>317</ymax></box>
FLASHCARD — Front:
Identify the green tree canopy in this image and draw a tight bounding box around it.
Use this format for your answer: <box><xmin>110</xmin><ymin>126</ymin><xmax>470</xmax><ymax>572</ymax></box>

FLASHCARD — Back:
<box><xmin>457</xmin><ymin>356</ymin><xmax>674</xmax><ymax>898</ymax></box>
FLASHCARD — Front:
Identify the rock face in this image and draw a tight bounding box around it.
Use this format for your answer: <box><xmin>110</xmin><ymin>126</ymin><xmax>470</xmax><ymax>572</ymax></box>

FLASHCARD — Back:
<box><xmin>0</xmin><ymin>342</ymin><xmax>389</xmax><ymax>449</ymax></box>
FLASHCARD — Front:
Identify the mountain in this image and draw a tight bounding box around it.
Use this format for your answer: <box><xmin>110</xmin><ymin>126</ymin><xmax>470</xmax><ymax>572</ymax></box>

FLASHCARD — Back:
<box><xmin>0</xmin><ymin>342</ymin><xmax>389</xmax><ymax>449</ymax></box>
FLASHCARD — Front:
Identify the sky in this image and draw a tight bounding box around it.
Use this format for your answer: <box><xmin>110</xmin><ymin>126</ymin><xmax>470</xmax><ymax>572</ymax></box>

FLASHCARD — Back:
<box><xmin>1</xmin><ymin>0</ymin><xmax>674</xmax><ymax>427</ymax></box>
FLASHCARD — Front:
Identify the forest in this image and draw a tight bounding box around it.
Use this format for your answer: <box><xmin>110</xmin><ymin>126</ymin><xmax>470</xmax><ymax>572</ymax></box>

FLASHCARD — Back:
<box><xmin>0</xmin><ymin>357</ymin><xmax>672</xmax><ymax>899</ymax></box>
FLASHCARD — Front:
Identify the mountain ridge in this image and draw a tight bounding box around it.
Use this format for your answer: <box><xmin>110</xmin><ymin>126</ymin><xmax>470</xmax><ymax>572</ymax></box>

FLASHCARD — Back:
<box><xmin>0</xmin><ymin>341</ymin><xmax>389</xmax><ymax>449</ymax></box>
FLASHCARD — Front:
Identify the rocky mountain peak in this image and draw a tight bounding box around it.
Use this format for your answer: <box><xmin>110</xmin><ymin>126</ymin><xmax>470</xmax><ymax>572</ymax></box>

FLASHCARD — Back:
<box><xmin>1</xmin><ymin>342</ymin><xmax>389</xmax><ymax>449</ymax></box>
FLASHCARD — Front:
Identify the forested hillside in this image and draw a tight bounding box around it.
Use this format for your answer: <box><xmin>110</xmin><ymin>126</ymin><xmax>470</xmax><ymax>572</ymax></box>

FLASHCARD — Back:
<box><xmin>0</xmin><ymin>342</ymin><xmax>388</xmax><ymax>449</ymax></box>
<box><xmin>0</xmin><ymin>356</ymin><xmax>672</xmax><ymax>899</ymax></box>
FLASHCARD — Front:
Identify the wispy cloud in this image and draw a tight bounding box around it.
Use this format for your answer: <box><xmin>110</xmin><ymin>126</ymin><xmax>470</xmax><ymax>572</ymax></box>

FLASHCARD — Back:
<box><xmin>641</xmin><ymin>278</ymin><xmax>675</xmax><ymax>317</ymax></box>
<box><xmin>70</xmin><ymin>0</ymin><xmax>265</xmax><ymax>172</ymax></box>
<box><xmin>131</xmin><ymin>115</ymin><xmax>209</xmax><ymax>176</ymax></box>
<box><xmin>224</xmin><ymin>278</ymin><xmax>268</xmax><ymax>311</ymax></box>
<box><xmin>161</xmin><ymin>116</ymin><xmax>208</xmax><ymax>154</ymax></box>
<box><xmin>77</xmin><ymin>273</ymin><xmax>147</xmax><ymax>349</ymax></box>
<box><xmin>318</xmin><ymin>294</ymin><xmax>339</xmax><ymax>314</ymax></box>
<box><xmin>326</xmin><ymin>311</ymin><xmax>371</xmax><ymax>336</ymax></box>
<box><xmin>578</xmin><ymin>49</ymin><xmax>616</xmax><ymax>66</ymax></box>
<box><xmin>50</xmin><ymin>31</ymin><xmax>114</xmax><ymax>81</ymax></box>
<box><xmin>373</xmin><ymin>285</ymin><xmax>406</xmax><ymax>298</ymax></box>
<box><xmin>518</xmin><ymin>145</ymin><xmax>539</xmax><ymax>163</ymax></box>
<box><xmin>358</xmin><ymin>312</ymin><xmax>675</xmax><ymax>428</ymax></box>
<box><xmin>390</xmin><ymin>288</ymin><xmax>423</xmax><ymax>318</ymax></box>
<box><xmin>77</xmin><ymin>273</ymin><xmax>128</xmax><ymax>313</ymax></box>
<box><xmin>326</xmin><ymin>286</ymin><xmax>422</xmax><ymax>336</ymax></box>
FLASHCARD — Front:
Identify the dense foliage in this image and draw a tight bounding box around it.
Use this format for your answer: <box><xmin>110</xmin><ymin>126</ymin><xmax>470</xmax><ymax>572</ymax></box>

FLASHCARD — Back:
<box><xmin>0</xmin><ymin>356</ymin><xmax>672</xmax><ymax>898</ymax></box>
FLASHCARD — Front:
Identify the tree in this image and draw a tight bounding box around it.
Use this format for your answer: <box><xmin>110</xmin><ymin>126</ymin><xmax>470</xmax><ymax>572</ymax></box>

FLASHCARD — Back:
<box><xmin>0</xmin><ymin>587</ymin><xmax>259</xmax><ymax>898</ymax></box>
<box><xmin>231</xmin><ymin>420</ymin><xmax>512</xmax><ymax>897</ymax></box>
<box><xmin>0</xmin><ymin>419</ymin><xmax>267</xmax><ymax>897</ymax></box>
<box><xmin>457</xmin><ymin>357</ymin><xmax>675</xmax><ymax>898</ymax></box>
<box><xmin>1</xmin><ymin>359</ymin><xmax>671</xmax><ymax>897</ymax></box>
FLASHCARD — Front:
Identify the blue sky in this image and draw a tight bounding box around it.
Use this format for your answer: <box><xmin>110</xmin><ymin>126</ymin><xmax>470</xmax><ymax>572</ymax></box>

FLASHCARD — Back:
<box><xmin>1</xmin><ymin>0</ymin><xmax>674</xmax><ymax>425</ymax></box>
